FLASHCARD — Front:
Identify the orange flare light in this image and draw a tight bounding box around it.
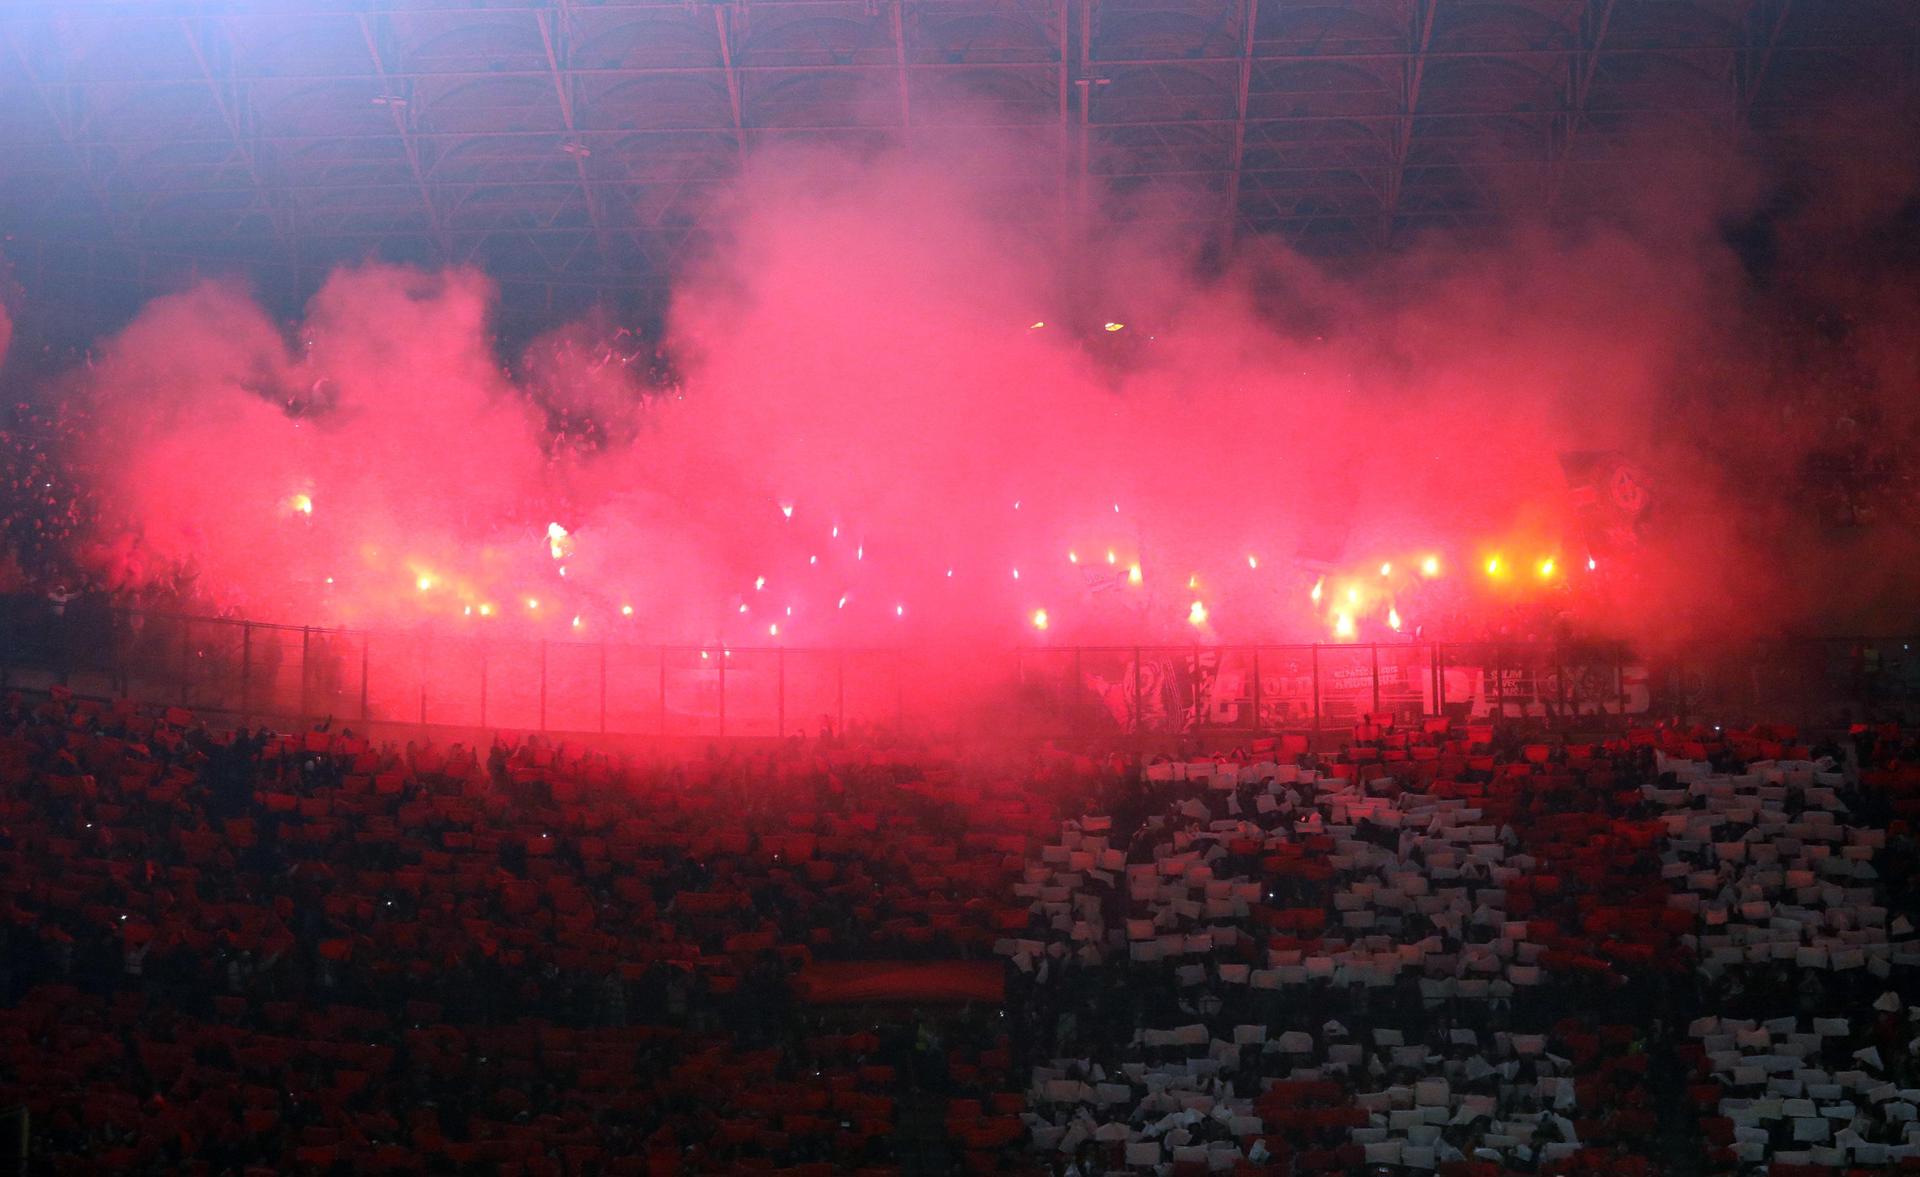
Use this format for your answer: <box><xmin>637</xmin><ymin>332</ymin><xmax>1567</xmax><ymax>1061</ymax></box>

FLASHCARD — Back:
<box><xmin>416</xmin><ymin>575</ymin><xmax>432</xmax><ymax>592</ymax></box>
<box><xmin>1310</xmin><ymin>577</ymin><xmax>1324</xmax><ymax>604</ymax></box>
<box><xmin>1421</xmin><ymin>555</ymin><xmax>1440</xmax><ymax>578</ymax></box>
<box><xmin>287</xmin><ymin>493</ymin><xmax>313</xmax><ymax>516</ymax></box>
<box><xmin>546</xmin><ymin>522</ymin><xmax>572</xmax><ymax>560</ymax></box>
<box><xmin>1388</xmin><ymin>607</ymin><xmax>1402</xmax><ymax>632</ymax></box>
<box><xmin>1537</xmin><ymin>557</ymin><xmax>1555</xmax><ymax>579</ymax></box>
<box><xmin>1031</xmin><ymin>609</ymin><xmax>1049</xmax><ymax>630</ymax></box>
<box><xmin>1380</xmin><ymin>562</ymin><xmax>1392</xmax><ymax>577</ymax></box>
<box><xmin>1188</xmin><ymin>600</ymin><xmax>1208</xmax><ymax>626</ymax></box>
<box><xmin>1334</xmin><ymin>613</ymin><xmax>1355</xmax><ymax>639</ymax></box>
<box><xmin>1486</xmin><ymin>556</ymin><xmax>1502</xmax><ymax>576</ymax></box>
<box><xmin>1127</xmin><ymin>563</ymin><xmax>1143</xmax><ymax>586</ymax></box>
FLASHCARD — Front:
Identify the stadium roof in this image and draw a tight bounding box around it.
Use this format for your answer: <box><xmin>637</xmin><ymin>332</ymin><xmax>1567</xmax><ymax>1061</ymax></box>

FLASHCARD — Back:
<box><xmin>2</xmin><ymin>0</ymin><xmax>1916</xmax><ymax>327</ymax></box>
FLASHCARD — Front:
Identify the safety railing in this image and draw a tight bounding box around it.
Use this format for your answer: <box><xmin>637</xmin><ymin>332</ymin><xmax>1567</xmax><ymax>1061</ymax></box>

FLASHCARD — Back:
<box><xmin>2</xmin><ymin>601</ymin><xmax>1915</xmax><ymax>738</ymax></box>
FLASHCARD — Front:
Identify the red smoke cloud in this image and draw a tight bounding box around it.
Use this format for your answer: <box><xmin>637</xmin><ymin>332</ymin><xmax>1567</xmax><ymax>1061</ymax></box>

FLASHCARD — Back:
<box><xmin>51</xmin><ymin>136</ymin><xmax>1920</xmax><ymax>650</ymax></box>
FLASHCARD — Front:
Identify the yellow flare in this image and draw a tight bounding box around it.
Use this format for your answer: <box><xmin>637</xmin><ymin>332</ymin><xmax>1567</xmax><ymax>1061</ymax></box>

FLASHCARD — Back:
<box><xmin>1380</xmin><ymin>562</ymin><xmax>1392</xmax><ymax>577</ymax></box>
<box><xmin>621</xmin><ymin>604</ymin><xmax>633</xmax><ymax>616</ymax></box>
<box><xmin>1388</xmin><ymin>607</ymin><xmax>1402</xmax><ymax>632</ymax></box>
<box><xmin>895</xmin><ymin>604</ymin><xmax>904</xmax><ymax>616</ymax></box>
<box><xmin>1188</xmin><ymin>574</ymin><xmax>1198</xmax><ymax>590</ymax></box>
<box><xmin>1538</xmin><ymin>557</ymin><xmax>1555</xmax><ymax>579</ymax></box>
<box><xmin>478</xmin><ymin>604</ymin><xmax>492</xmax><ymax>616</ymax></box>
<box><xmin>1068</xmin><ymin>551</ymin><xmax>1078</xmax><ymax>563</ymax></box>
<box><xmin>1587</xmin><ymin>556</ymin><xmax>1597</xmax><ymax>571</ymax></box>
<box><xmin>769</xmin><ymin>623</ymin><xmax>778</xmax><ymax>636</ymax></box>
<box><xmin>1103</xmin><ymin>322</ymin><xmax>1124</xmax><ymax>332</ymax></box>
<box><xmin>1247</xmin><ymin>555</ymin><xmax>1258</xmax><ymax>569</ymax></box>
<box><xmin>1486</xmin><ymin>556</ymin><xmax>1501</xmax><ymax>576</ymax></box>
<box><xmin>1346</xmin><ymin>587</ymin><xmax>1359</xmax><ymax>604</ymax></box>
<box><xmin>1334</xmin><ymin>613</ymin><xmax>1355</xmax><ymax>638</ymax></box>
<box><xmin>416</xmin><ymin>575</ymin><xmax>432</xmax><ymax>592</ymax></box>
<box><xmin>288</xmin><ymin>493</ymin><xmax>313</xmax><ymax>516</ymax></box>
<box><xmin>1106</xmin><ymin>550</ymin><xmax>1117</xmax><ymax>565</ymax></box>
<box><xmin>755</xmin><ymin>576</ymin><xmax>766</xmax><ymax>590</ymax></box>
<box><xmin>1421</xmin><ymin>555</ymin><xmax>1440</xmax><ymax>577</ymax></box>
<box><xmin>1310</xmin><ymin>576</ymin><xmax>1324</xmax><ymax>604</ymax></box>
<box><xmin>1029</xmin><ymin>320</ymin><xmax>1045</xmax><ymax>329</ymax></box>
<box><xmin>1127</xmin><ymin>563</ymin><xmax>1143</xmax><ymax>586</ymax></box>
<box><xmin>1031</xmin><ymin>608</ymin><xmax>1049</xmax><ymax>630</ymax></box>
<box><xmin>1188</xmin><ymin>600</ymin><xmax>1208</xmax><ymax>626</ymax></box>
<box><xmin>527</xmin><ymin>598</ymin><xmax>539</xmax><ymax>609</ymax></box>
<box><xmin>571</xmin><ymin>616</ymin><xmax>582</xmax><ymax>628</ymax></box>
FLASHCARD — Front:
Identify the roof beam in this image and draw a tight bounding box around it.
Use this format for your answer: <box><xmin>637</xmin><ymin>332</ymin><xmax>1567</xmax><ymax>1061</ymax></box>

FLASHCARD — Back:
<box><xmin>1738</xmin><ymin>0</ymin><xmax>1793</xmax><ymax>128</ymax></box>
<box><xmin>4</xmin><ymin>21</ymin><xmax>126</xmax><ymax>244</ymax></box>
<box><xmin>890</xmin><ymin>0</ymin><xmax>912</xmax><ymax>145</ymax></box>
<box><xmin>1380</xmin><ymin>0</ymin><xmax>1437</xmax><ymax>248</ymax></box>
<box><xmin>713</xmin><ymin>6</ymin><xmax>747</xmax><ymax>162</ymax></box>
<box><xmin>535</xmin><ymin>3</ymin><xmax>611</xmax><ymax>262</ymax></box>
<box><xmin>1551</xmin><ymin>0</ymin><xmax>1617</xmax><ymax>206</ymax></box>
<box><xmin>1222</xmin><ymin>0</ymin><xmax>1259</xmax><ymax>250</ymax></box>
<box><xmin>178</xmin><ymin>17</ymin><xmax>291</xmax><ymax>252</ymax></box>
<box><xmin>356</xmin><ymin>12</ymin><xmax>451</xmax><ymax>262</ymax></box>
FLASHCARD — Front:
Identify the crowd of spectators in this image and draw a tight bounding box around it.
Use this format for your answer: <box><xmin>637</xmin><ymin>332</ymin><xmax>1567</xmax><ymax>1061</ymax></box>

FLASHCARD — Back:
<box><xmin>5</xmin><ymin>680</ymin><xmax>1920</xmax><ymax>1174</ymax></box>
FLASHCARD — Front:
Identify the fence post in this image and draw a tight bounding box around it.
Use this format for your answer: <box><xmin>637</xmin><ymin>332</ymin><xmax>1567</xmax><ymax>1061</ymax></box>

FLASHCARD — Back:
<box><xmin>1311</xmin><ymin>644</ymin><xmax>1321</xmax><ymax>740</ymax></box>
<box><xmin>659</xmin><ymin>647</ymin><xmax>668</xmax><ymax>737</ymax></box>
<box><xmin>1493</xmin><ymin>643</ymin><xmax>1505</xmax><ymax>721</ymax></box>
<box><xmin>179</xmin><ymin>619</ymin><xmax>192</xmax><ymax>706</ymax></box>
<box><xmin>837</xmin><ymin>650</ymin><xmax>846</xmax><ymax>735</ymax></box>
<box><xmin>1251</xmin><ymin>648</ymin><xmax>1262</xmax><ymax>732</ymax></box>
<box><xmin>895</xmin><ymin>650</ymin><xmax>904</xmax><ymax>734</ymax></box>
<box><xmin>359</xmin><ymin>634</ymin><xmax>370</xmax><ymax>723</ymax></box>
<box><xmin>1433</xmin><ymin>642</ymin><xmax>1444</xmax><ymax>716</ymax></box>
<box><xmin>599</xmin><ymin>643</ymin><xmax>608</xmax><ymax>735</ymax></box>
<box><xmin>1072</xmin><ymin>647</ymin><xmax>1083</xmax><ymax>734</ymax></box>
<box><xmin>240</xmin><ymin>624</ymin><xmax>252</xmax><ymax>725</ymax></box>
<box><xmin>1370</xmin><ymin>643</ymin><xmax>1381</xmax><ymax>717</ymax></box>
<box><xmin>1616</xmin><ymin>647</ymin><xmax>1627</xmax><ymax>726</ymax></box>
<box><xmin>539</xmin><ymin>641</ymin><xmax>548</xmax><ymax>733</ymax></box>
<box><xmin>299</xmin><ymin>626</ymin><xmax>311</xmax><ymax>718</ymax></box>
<box><xmin>718</xmin><ymin>649</ymin><xmax>726</xmax><ymax>738</ymax></box>
<box><xmin>1554</xmin><ymin>645</ymin><xmax>1568</xmax><ymax>727</ymax></box>
<box><xmin>479</xmin><ymin>644</ymin><xmax>488</xmax><ymax>730</ymax></box>
<box><xmin>1133</xmin><ymin>647</ymin><xmax>1143</xmax><ymax>737</ymax></box>
<box><xmin>777</xmin><ymin>648</ymin><xmax>785</xmax><ymax>739</ymax></box>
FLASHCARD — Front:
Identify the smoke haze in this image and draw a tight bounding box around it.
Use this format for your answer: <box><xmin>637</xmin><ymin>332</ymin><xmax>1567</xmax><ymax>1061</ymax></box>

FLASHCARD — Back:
<box><xmin>40</xmin><ymin>129</ymin><xmax>1920</xmax><ymax>650</ymax></box>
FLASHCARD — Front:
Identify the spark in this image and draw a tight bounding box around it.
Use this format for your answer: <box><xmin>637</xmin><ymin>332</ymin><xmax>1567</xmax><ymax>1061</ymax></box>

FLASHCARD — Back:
<box><xmin>478</xmin><ymin>604</ymin><xmax>492</xmax><ymax>616</ymax></box>
<box><xmin>1537</xmin><ymin>557</ymin><xmax>1555</xmax><ymax>579</ymax></box>
<box><xmin>1247</xmin><ymin>555</ymin><xmax>1258</xmax><ymax>569</ymax></box>
<box><xmin>701</xmin><ymin>651</ymin><xmax>709</xmax><ymax>660</ymax></box>
<box><xmin>1188</xmin><ymin>600</ymin><xmax>1208</xmax><ymax>626</ymax></box>
<box><xmin>838</xmin><ymin>596</ymin><xmax>847</xmax><ymax>609</ymax></box>
<box><xmin>1127</xmin><ymin>563</ymin><xmax>1143</xmax><ymax>586</ymax></box>
<box><xmin>1421</xmin><ymin>555</ymin><xmax>1440</xmax><ymax>577</ymax></box>
<box><xmin>571</xmin><ymin>615</ymin><xmax>582</xmax><ymax>629</ymax></box>
<box><xmin>621</xmin><ymin>605</ymin><xmax>633</xmax><ymax>616</ymax></box>
<box><xmin>1012</xmin><ymin>568</ymin><xmax>1020</xmax><ymax>580</ymax></box>
<box><xmin>546</xmin><ymin>521</ymin><xmax>571</xmax><ymax>561</ymax></box>
<box><xmin>895</xmin><ymin>604</ymin><xmax>904</xmax><ymax>617</ymax></box>
<box><xmin>755</xmin><ymin>576</ymin><xmax>766</xmax><ymax>590</ymax></box>
<box><xmin>1346</xmin><ymin>587</ymin><xmax>1359</xmax><ymax>604</ymax></box>
<box><xmin>463</xmin><ymin>606</ymin><xmax>472</xmax><ymax>616</ymax></box>
<box><xmin>1379</xmin><ymin>562</ymin><xmax>1392</xmax><ymax>577</ymax></box>
<box><xmin>1103</xmin><ymin>322</ymin><xmax>1124</xmax><ymax>332</ymax></box>
<box><xmin>1334</xmin><ymin>613</ymin><xmax>1355</xmax><ymax>639</ymax></box>
<box><xmin>1013</xmin><ymin>500</ymin><xmax>1020</xmax><ymax>510</ymax></box>
<box><xmin>1106</xmin><ymin>550</ymin><xmax>1117</xmax><ymax>565</ymax></box>
<box><xmin>809</xmin><ymin>555</ymin><xmax>817</xmax><ymax>565</ymax></box>
<box><xmin>780</xmin><ymin>503</ymin><xmax>793</xmax><ymax>518</ymax></box>
<box><xmin>739</xmin><ymin>603</ymin><xmax>749</xmax><ymax>613</ymax></box>
<box><xmin>1188</xmin><ymin>574</ymin><xmax>1198</xmax><ymax>590</ymax></box>
<box><xmin>1588</xmin><ymin>556</ymin><xmax>1597</xmax><ymax>571</ymax></box>
<box><xmin>1032</xmin><ymin>609</ymin><xmax>1049</xmax><ymax>630</ymax></box>
<box><xmin>856</xmin><ymin>545</ymin><xmax>863</xmax><ymax>560</ymax></box>
<box><xmin>527</xmin><ymin>598</ymin><xmax>539</xmax><ymax>610</ymax></box>
<box><xmin>1310</xmin><ymin>577</ymin><xmax>1324</xmax><ymax>604</ymax></box>
<box><xmin>785</xmin><ymin>606</ymin><xmax>792</xmax><ymax>616</ymax></box>
<box><xmin>831</xmin><ymin>526</ymin><xmax>838</xmax><ymax>538</ymax></box>
<box><xmin>557</xmin><ymin>566</ymin><xmax>566</xmax><ymax>577</ymax></box>
<box><xmin>1388</xmin><ymin>607</ymin><xmax>1402</xmax><ymax>632</ymax></box>
<box><xmin>768</xmin><ymin>623</ymin><xmax>779</xmax><ymax>637</ymax></box>
<box><xmin>946</xmin><ymin>568</ymin><xmax>954</xmax><ymax>578</ymax></box>
<box><xmin>1029</xmin><ymin>321</ymin><xmax>1045</xmax><ymax>329</ymax></box>
<box><xmin>287</xmin><ymin>493</ymin><xmax>313</xmax><ymax>516</ymax></box>
<box><xmin>416</xmin><ymin>575</ymin><xmax>433</xmax><ymax>592</ymax></box>
<box><xmin>1068</xmin><ymin>551</ymin><xmax>1078</xmax><ymax>564</ymax></box>
<box><xmin>1486</xmin><ymin>556</ymin><xmax>1501</xmax><ymax>576</ymax></box>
